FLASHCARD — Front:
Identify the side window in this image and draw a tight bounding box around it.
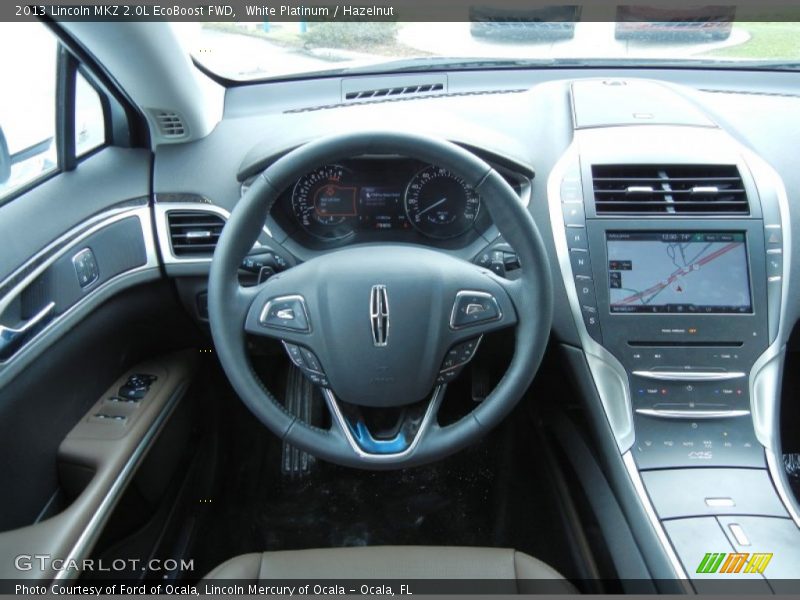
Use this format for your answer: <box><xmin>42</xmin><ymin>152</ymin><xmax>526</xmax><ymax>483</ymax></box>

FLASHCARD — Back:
<box><xmin>0</xmin><ymin>22</ymin><xmax>58</xmax><ymax>201</ymax></box>
<box><xmin>75</xmin><ymin>71</ymin><xmax>105</xmax><ymax>157</ymax></box>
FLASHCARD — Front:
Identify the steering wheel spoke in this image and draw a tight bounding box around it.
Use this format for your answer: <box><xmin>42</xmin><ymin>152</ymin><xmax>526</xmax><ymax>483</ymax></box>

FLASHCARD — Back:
<box><xmin>322</xmin><ymin>386</ymin><xmax>446</xmax><ymax>461</ymax></box>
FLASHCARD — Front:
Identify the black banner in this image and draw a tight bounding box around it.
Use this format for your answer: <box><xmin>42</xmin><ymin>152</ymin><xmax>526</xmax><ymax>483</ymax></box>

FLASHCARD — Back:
<box><xmin>4</xmin><ymin>1</ymin><xmax>800</xmax><ymax>22</ymax></box>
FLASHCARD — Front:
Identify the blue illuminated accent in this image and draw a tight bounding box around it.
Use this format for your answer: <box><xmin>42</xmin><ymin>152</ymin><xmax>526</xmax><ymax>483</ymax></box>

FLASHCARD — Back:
<box><xmin>349</xmin><ymin>421</ymin><xmax>408</xmax><ymax>454</ymax></box>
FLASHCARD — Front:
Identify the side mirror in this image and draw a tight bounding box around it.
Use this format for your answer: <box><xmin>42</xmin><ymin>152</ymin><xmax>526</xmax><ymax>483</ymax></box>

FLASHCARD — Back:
<box><xmin>0</xmin><ymin>126</ymin><xmax>10</xmax><ymax>184</ymax></box>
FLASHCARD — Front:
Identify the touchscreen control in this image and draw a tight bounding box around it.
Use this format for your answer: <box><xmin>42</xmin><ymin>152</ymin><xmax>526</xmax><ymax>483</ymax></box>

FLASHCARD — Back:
<box><xmin>606</xmin><ymin>232</ymin><xmax>752</xmax><ymax>314</ymax></box>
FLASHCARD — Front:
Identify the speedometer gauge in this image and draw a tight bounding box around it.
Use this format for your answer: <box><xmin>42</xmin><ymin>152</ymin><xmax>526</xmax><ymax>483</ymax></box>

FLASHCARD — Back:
<box><xmin>292</xmin><ymin>164</ymin><xmax>357</xmax><ymax>241</ymax></box>
<box><xmin>404</xmin><ymin>165</ymin><xmax>480</xmax><ymax>239</ymax></box>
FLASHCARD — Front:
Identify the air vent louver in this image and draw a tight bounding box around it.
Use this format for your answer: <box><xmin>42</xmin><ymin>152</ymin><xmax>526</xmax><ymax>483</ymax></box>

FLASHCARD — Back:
<box><xmin>592</xmin><ymin>165</ymin><xmax>748</xmax><ymax>215</ymax></box>
<box><xmin>153</xmin><ymin>111</ymin><xmax>187</xmax><ymax>138</ymax></box>
<box><xmin>167</xmin><ymin>211</ymin><xmax>225</xmax><ymax>256</ymax></box>
<box><xmin>344</xmin><ymin>83</ymin><xmax>444</xmax><ymax>101</ymax></box>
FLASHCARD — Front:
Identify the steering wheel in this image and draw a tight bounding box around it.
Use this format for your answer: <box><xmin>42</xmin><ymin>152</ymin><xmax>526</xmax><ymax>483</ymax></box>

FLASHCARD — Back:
<box><xmin>208</xmin><ymin>132</ymin><xmax>552</xmax><ymax>469</ymax></box>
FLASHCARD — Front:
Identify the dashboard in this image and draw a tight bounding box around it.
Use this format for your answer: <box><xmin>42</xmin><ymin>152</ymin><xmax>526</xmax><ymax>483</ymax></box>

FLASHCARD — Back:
<box><xmin>151</xmin><ymin>69</ymin><xmax>800</xmax><ymax>586</ymax></box>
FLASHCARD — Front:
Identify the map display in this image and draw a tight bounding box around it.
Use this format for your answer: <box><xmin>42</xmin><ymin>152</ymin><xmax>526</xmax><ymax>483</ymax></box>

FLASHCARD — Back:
<box><xmin>607</xmin><ymin>232</ymin><xmax>752</xmax><ymax>314</ymax></box>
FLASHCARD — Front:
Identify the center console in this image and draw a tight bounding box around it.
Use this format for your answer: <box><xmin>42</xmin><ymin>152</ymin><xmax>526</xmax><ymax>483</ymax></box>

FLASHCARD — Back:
<box><xmin>591</xmin><ymin>223</ymin><xmax>769</xmax><ymax>471</ymax></box>
<box><xmin>549</xmin><ymin>80</ymin><xmax>800</xmax><ymax>592</ymax></box>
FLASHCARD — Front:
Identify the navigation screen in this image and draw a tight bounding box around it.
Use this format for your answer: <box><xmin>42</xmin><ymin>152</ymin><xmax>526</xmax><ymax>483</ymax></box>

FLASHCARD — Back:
<box><xmin>607</xmin><ymin>232</ymin><xmax>752</xmax><ymax>314</ymax></box>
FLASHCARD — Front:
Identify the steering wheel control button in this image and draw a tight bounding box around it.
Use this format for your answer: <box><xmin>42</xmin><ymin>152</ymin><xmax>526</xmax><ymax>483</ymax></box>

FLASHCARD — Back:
<box><xmin>281</xmin><ymin>342</ymin><xmax>328</xmax><ymax>386</ymax></box>
<box><xmin>300</xmin><ymin>348</ymin><xmax>323</xmax><ymax>373</ymax></box>
<box><xmin>282</xmin><ymin>342</ymin><xmax>306</xmax><ymax>368</ymax></box>
<box><xmin>450</xmin><ymin>291</ymin><xmax>501</xmax><ymax>329</ymax></box>
<box><xmin>306</xmin><ymin>371</ymin><xmax>329</xmax><ymax>387</ymax></box>
<box><xmin>260</xmin><ymin>295</ymin><xmax>310</xmax><ymax>332</ymax></box>
<box><xmin>437</xmin><ymin>337</ymin><xmax>482</xmax><ymax>384</ymax></box>
<box><xmin>448</xmin><ymin>338</ymin><xmax>481</xmax><ymax>367</ymax></box>
<box><xmin>436</xmin><ymin>370</ymin><xmax>458</xmax><ymax>385</ymax></box>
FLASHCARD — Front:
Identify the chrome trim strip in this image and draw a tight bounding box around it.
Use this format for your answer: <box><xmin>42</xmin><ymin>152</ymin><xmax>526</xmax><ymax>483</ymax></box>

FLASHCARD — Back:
<box><xmin>622</xmin><ymin>452</ymin><xmax>691</xmax><ymax>585</ymax></box>
<box><xmin>53</xmin><ymin>380</ymin><xmax>188</xmax><ymax>581</ymax></box>
<box><xmin>766</xmin><ymin>451</ymin><xmax>800</xmax><ymax>528</ymax></box>
<box><xmin>547</xmin><ymin>142</ymin><xmax>636</xmax><ymax>452</ymax></box>
<box><xmin>635</xmin><ymin>408</ymin><xmax>750</xmax><ymax>419</ymax></box>
<box><xmin>0</xmin><ymin>204</ymin><xmax>154</xmax><ymax>310</ymax></box>
<box><xmin>0</xmin><ymin>301</ymin><xmax>55</xmax><ymax>355</ymax></box>
<box><xmin>322</xmin><ymin>385</ymin><xmax>445</xmax><ymax>462</ymax></box>
<box><xmin>739</xmin><ymin>146</ymin><xmax>791</xmax><ymax>452</ymax></box>
<box><xmin>631</xmin><ymin>370</ymin><xmax>746</xmax><ymax>382</ymax></box>
<box><xmin>740</xmin><ymin>148</ymin><xmax>800</xmax><ymax>528</ymax></box>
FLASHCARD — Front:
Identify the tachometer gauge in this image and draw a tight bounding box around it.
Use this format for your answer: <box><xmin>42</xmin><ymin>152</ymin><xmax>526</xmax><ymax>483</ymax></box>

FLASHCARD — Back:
<box><xmin>404</xmin><ymin>165</ymin><xmax>480</xmax><ymax>239</ymax></box>
<box><xmin>292</xmin><ymin>164</ymin><xmax>357</xmax><ymax>241</ymax></box>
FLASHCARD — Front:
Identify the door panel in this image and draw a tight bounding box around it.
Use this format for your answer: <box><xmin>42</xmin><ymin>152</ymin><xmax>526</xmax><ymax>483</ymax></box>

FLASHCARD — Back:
<box><xmin>0</xmin><ymin>282</ymin><xmax>193</xmax><ymax>533</ymax></box>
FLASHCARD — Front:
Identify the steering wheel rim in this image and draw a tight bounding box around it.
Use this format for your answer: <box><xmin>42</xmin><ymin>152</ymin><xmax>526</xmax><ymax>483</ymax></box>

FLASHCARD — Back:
<box><xmin>208</xmin><ymin>131</ymin><xmax>553</xmax><ymax>469</ymax></box>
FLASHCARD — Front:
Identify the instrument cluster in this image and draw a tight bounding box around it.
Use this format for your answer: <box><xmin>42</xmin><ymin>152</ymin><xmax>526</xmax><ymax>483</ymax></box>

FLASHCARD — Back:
<box><xmin>260</xmin><ymin>158</ymin><xmax>500</xmax><ymax>247</ymax></box>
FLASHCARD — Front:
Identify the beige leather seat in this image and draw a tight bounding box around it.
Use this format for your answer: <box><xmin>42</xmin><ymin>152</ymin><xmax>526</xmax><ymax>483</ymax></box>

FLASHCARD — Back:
<box><xmin>204</xmin><ymin>546</ymin><xmax>574</xmax><ymax>593</ymax></box>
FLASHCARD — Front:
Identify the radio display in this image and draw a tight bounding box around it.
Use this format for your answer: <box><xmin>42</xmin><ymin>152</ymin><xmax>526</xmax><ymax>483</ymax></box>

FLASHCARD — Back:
<box><xmin>606</xmin><ymin>232</ymin><xmax>752</xmax><ymax>314</ymax></box>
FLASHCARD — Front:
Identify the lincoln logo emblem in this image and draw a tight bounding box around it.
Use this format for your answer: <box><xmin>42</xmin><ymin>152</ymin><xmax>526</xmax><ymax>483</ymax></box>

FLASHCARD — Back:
<box><xmin>370</xmin><ymin>285</ymin><xmax>389</xmax><ymax>346</ymax></box>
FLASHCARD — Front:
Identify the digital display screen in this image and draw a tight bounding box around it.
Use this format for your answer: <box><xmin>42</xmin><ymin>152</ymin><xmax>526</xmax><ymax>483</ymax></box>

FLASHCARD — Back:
<box><xmin>358</xmin><ymin>186</ymin><xmax>409</xmax><ymax>231</ymax></box>
<box><xmin>606</xmin><ymin>232</ymin><xmax>752</xmax><ymax>314</ymax></box>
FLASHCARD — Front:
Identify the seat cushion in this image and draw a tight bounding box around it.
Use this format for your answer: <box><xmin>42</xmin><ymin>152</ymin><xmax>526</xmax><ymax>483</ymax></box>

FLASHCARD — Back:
<box><xmin>204</xmin><ymin>546</ymin><xmax>574</xmax><ymax>593</ymax></box>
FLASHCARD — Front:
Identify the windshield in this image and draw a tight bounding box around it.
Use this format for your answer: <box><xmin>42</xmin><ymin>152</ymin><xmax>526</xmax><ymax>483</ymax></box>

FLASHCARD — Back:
<box><xmin>180</xmin><ymin>19</ymin><xmax>800</xmax><ymax>81</ymax></box>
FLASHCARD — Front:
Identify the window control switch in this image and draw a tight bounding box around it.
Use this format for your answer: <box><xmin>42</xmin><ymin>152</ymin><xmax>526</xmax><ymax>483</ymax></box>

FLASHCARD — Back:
<box><xmin>105</xmin><ymin>395</ymin><xmax>138</xmax><ymax>405</ymax></box>
<box><xmin>93</xmin><ymin>413</ymin><xmax>127</xmax><ymax>422</ymax></box>
<box><xmin>118</xmin><ymin>385</ymin><xmax>148</xmax><ymax>400</ymax></box>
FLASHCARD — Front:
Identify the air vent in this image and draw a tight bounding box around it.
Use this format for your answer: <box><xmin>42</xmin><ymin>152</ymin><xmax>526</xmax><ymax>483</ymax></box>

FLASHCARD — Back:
<box><xmin>153</xmin><ymin>111</ymin><xmax>187</xmax><ymax>139</ymax></box>
<box><xmin>592</xmin><ymin>165</ymin><xmax>749</xmax><ymax>215</ymax></box>
<box><xmin>167</xmin><ymin>211</ymin><xmax>225</xmax><ymax>256</ymax></box>
<box><xmin>344</xmin><ymin>83</ymin><xmax>444</xmax><ymax>101</ymax></box>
